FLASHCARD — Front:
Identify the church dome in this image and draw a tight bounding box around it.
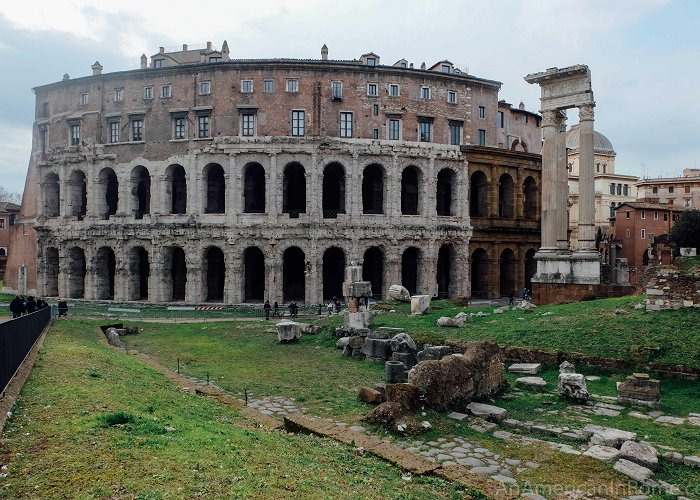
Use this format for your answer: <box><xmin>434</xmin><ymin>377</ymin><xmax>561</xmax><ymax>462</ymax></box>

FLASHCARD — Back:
<box><xmin>566</xmin><ymin>124</ymin><xmax>615</xmax><ymax>154</ymax></box>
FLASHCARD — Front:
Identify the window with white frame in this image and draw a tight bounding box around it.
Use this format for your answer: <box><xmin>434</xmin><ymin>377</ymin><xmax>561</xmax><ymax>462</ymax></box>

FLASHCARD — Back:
<box><xmin>263</xmin><ymin>79</ymin><xmax>275</xmax><ymax>93</ymax></box>
<box><xmin>241</xmin><ymin>80</ymin><xmax>253</xmax><ymax>93</ymax></box>
<box><xmin>339</xmin><ymin>112</ymin><xmax>353</xmax><ymax>138</ymax></box>
<box><xmin>143</xmin><ymin>86</ymin><xmax>153</xmax><ymax>99</ymax></box>
<box><xmin>131</xmin><ymin>118</ymin><xmax>143</xmax><ymax>141</ymax></box>
<box><xmin>153</xmin><ymin>59</ymin><xmax>164</xmax><ymax>68</ymax></box>
<box><xmin>197</xmin><ymin>114</ymin><xmax>210</xmax><ymax>138</ymax></box>
<box><xmin>114</xmin><ymin>88</ymin><xmax>124</xmax><ymax>102</ymax></box>
<box><xmin>109</xmin><ymin>121</ymin><xmax>120</xmax><ymax>143</ymax></box>
<box><xmin>372</xmin><ymin>104</ymin><xmax>379</xmax><ymax>116</ymax></box>
<box><xmin>161</xmin><ymin>85</ymin><xmax>172</xmax><ymax>98</ymax></box>
<box><xmin>447</xmin><ymin>90</ymin><xmax>457</xmax><ymax>104</ymax></box>
<box><xmin>419</xmin><ymin>121</ymin><xmax>431</xmax><ymax>142</ymax></box>
<box><xmin>373</xmin><ymin>128</ymin><xmax>379</xmax><ymax>139</ymax></box>
<box><xmin>388</xmin><ymin>119</ymin><xmax>400</xmax><ymax>140</ymax></box>
<box><xmin>389</xmin><ymin>84</ymin><xmax>399</xmax><ymax>97</ymax></box>
<box><xmin>286</xmin><ymin>79</ymin><xmax>299</xmax><ymax>93</ymax></box>
<box><xmin>0</xmin><ymin>220</ymin><xmax>4</xmax><ymax>229</ymax></box>
<box><xmin>478</xmin><ymin>106</ymin><xmax>485</xmax><ymax>119</ymax></box>
<box><xmin>80</xmin><ymin>92</ymin><xmax>89</xmax><ymax>105</ymax></box>
<box><xmin>420</xmin><ymin>86</ymin><xmax>430</xmax><ymax>99</ymax></box>
<box><xmin>654</xmin><ymin>211</ymin><xmax>659</xmax><ymax>220</ymax></box>
<box><xmin>641</xmin><ymin>210</ymin><xmax>645</xmax><ymax>219</ymax></box>
<box><xmin>331</xmin><ymin>81</ymin><xmax>343</xmax><ymax>99</ymax></box>
<box><xmin>641</xmin><ymin>229</ymin><xmax>646</xmax><ymax>239</ymax></box>
<box><xmin>292</xmin><ymin>110</ymin><xmax>305</xmax><ymax>136</ymax></box>
<box><xmin>241</xmin><ymin>113</ymin><xmax>256</xmax><ymax>137</ymax></box>
<box><xmin>70</xmin><ymin>122</ymin><xmax>81</xmax><ymax>146</ymax></box>
<box><xmin>478</xmin><ymin>129</ymin><xmax>486</xmax><ymax>146</ymax></box>
<box><xmin>199</xmin><ymin>81</ymin><xmax>211</xmax><ymax>95</ymax></box>
<box><xmin>367</xmin><ymin>83</ymin><xmax>378</xmax><ymax>96</ymax></box>
<box><xmin>449</xmin><ymin>121</ymin><xmax>462</xmax><ymax>146</ymax></box>
<box><xmin>173</xmin><ymin>116</ymin><xmax>187</xmax><ymax>140</ymax></box>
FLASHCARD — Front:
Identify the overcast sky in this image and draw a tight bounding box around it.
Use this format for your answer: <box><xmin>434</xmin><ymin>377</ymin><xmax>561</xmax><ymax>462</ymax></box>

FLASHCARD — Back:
<box><xmin>1</xmin><ymin>0</ymin><xmax>698</xmax><ymax>195</ymax></box>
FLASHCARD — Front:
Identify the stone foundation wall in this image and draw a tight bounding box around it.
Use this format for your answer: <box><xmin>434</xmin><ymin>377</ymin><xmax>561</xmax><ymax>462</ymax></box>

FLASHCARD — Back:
<box><xmin>532</xmin><ymin>282</ymin><xmax>633</xmax><ymax>305</ymax></box>
<box><xmin>644</xmin><ymin>267</ymin><xmax>700</xmax><ymax>311</ymax></box>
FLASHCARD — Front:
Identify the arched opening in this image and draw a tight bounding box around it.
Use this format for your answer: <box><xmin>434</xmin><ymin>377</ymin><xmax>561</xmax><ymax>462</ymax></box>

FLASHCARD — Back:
<box><xmin>68</xmin><ymin>170</ymin><xmax>87</xmax><ymax>219</ymax></box>
<box><xmin>95</xmin><ymin>246</ymin><xmax>116</xmax><ymax>300</ymax></box>
<box><xmin>243</xmin><ymin>247</ymin><xmax>265</xmax><ymax>302</ymax></box>
<box><xmin>67</xmin><ymin>246</ymin><xmax>86</xmax><ymax>298</ymax></box>
<box><xmin>96</xmin><ymin>168</ymin><xmax>119</xmax><ymax>219</ymax></box>
<box><xmin>205</xmin><ymin>163</ymin><xmax>226</xmax><ymax>214</ymax></box>
<box><xmin>322</xmin><ymin>247</ymin><xmax>345</xmax><ymax>301</ymax></box>
<box><xmin>243</xmin><ymin>162</ymin><xmax>265</xmax><ymax>213</ymax></box>
<box><xmin>469</xmin><ymin>171</ymin><xmax>488</xmax><ymax>217</ymax></box>
<box><xmin>498</xmin><ymin>173</ymin><xmax>515</xmax><ymax>218</ymax></box>
<box><xmin>44</xmin><ymin>173</ymin><xmax>60</xmax><ymax>218</ymax></box>
<box><xmin>128</xmin><ymin>246</ymin><xmax>149</xmax><ymax>301</ymax></box>
<box><xmin>165</xmin><ymin>247</ymin><xmax>186</xmax><ymax>302</ymax></box>
<box><xmin>436</xmin><ymin>168</ymin><xmax>455</xmax><ymax>216</ymax></box>
<box><xmin>437</xmin><ymin>244</ymin><xmax>453</xmax><ymax>298</ymax></box>
<box><xmin>131</xmin><ymin>166</ymin><xmax>151</xmax><ymax>219</ymax></box>
<box><xmin>401</xmin><ymin>247</ymin><xmax>420</xmax><ymax>295</ymax></box>
<box><xmin>470</xmin><ymin>248</ymin><xmax>488</xmax><ymax>299</ymax></box>
<box><xmin>204</xmin><ymin>246</ymin><xmax>225</xmax><ymax>302</ymax></box>
<box><xmin>525</xmin><ymin>249</ymin><xmax>537</xmax><ymax>291</ymax></box>
<box><xmin>166</xmin><ymin>164</ymin><xmax>187</xmax><ymax>214</ymax></box>
<box><xmin>523</xmin><ymin>176</ymin><xmax>538</xmax><ymax>219</ymax></box>
<box><xmin>499</xmin><ymin>248</ymin><xmax>517</xmax><ymax>297</ymax></box>
<box><xmin>45</xmin><ymin>247</ymin><xmax>59</xmax><ymax>296</ymax></box>
<box><xmin>362</xmin><ymin>247</ymin><xmax>384</xmax><ymax>299</ymax></box>
<box><xmin>322</xmin><ymin>162</ymin><xmax>346</xmax><ymax>218</ymax></box>
<box><xmin>401</xmin><ymin>166</ymin><xmax>420</xmax><ymax>215</ymax></box>
<box><xmin>362</xmin><ymin>164</ymin><xmax>384</xmax><ymax>214</ymax></box>
<box><xmin>283</xmin><ymin>162</ymin><xmax>306</xmax><ymax>217</ymax></box>
<box><xmin>283</xmin><ymin>247</ymin><xmax>305</xmax><ymax>302</ymax></box>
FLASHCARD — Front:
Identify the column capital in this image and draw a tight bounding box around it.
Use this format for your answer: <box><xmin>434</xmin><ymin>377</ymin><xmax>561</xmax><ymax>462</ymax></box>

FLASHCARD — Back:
<box><xmin>578</xmin><ymin>102</ymin><xmax>596</xmax><ymax>121</ymax></box>
<box><xmin>541</xmin><ymin>109</ymin><xmax>559</xmax><ymax>127</ymax></box>
<box><xmin>556</xmin><ymin>109</ymin><xmax>567</xmax><ymax>132</ymax></box>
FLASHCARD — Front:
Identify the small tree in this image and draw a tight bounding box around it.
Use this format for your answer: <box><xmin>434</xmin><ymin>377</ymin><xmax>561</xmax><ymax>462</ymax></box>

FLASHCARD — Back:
<box><xmin>0</xmin><ymin>185</ymin><xmax>22</xmax><ymax>204</ymax></box>
<box><xmin>670</xmin><ymin>209</ymin><xmax>700</xmax><ymax>251</ymax></box>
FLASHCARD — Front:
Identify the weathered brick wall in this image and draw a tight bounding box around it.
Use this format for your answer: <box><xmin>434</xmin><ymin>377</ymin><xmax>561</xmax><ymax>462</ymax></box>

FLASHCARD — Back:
<box><xmin>645</xmin><ymin>267</ymin><xmax>700</xmax><ymax>311</ymax></box>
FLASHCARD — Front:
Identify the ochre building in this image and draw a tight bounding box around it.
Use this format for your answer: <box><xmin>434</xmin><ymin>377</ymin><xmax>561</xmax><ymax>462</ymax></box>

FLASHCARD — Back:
<box><xmin>4</xmin><ymin>42</ymin><xmax>541</xmax><ymax>303</ymax></box>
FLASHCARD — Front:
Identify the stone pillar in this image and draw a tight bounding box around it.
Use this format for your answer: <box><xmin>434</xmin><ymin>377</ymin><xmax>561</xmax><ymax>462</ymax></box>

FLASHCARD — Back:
<box><xmin>539</xmin><ymin>110</ymin><xmax>559</xmax><ymax>251</ymax></box>
<box><xmin>555</xmin><ymin>110</ymin><xmax>569</xmax><ymax>250</ymax></box>
<box><xmin>114</xmin><ymin>246</ymin><xmax>128</xmax><ymax>301</ymax></box>
<box><xmin>186</xmin><ymin>247</ymin><xmax>203</xmax><ymax>304</ymax></box>
<box><xmin>577</xmin><ymin>103</ymin><xmax>596</xmax><ymax>251</ymax></box>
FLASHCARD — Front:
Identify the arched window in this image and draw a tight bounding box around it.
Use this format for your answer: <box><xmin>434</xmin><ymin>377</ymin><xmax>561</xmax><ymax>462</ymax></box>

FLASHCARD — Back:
<box><xmin>499</xmin><ymin>248</ymin><xmax>516</xmax><ymax>297</ymax></box>
<box><xmin>68</xmin><ymin>170</ymin><xmax>87</xmax><ymax>219</ymax></box>
<box><xmin>243</xmin><ymin>163</ymin><xmax>265</xmax><ymax>213</ymax></box>
<box><xmin>44</xmin><ymin>173</ymin><xmax>60</xmax><ymax>217</ymax></box>
<box><xmin>322</xmin><ymin>163</ymin><xmax>346</xmax><ymax>218</ymax></box>
<box><xmin>130</xmin><ymin>166</ymin><xmax>151</xmax><ymax>219</ymax></box>
<box><xmin>523</xmin><ymin>176</ymin><xmax>538</xmax><ymax>219</ymax></box>
<box><xmin>437</xmin><ymin>244</ymin><xmax>454</xmax><ymax>298</ymax></box>
<box><xmin>322</xmin><ymin>247</ymin><xmax>345</xmax><ymax>300</ymax></box>
<box><xmin>362</xmin><ymin>164</ymin><xmax>384</xmax><ymax>214</ymax></box>
<box><xmin>470</xmin><ymin>248</ymin><xmax>488</xmax><ymax>299</ymax></box>
<box><xmin>436</xmin><ymin>169</ymin><xmax>455</xmax><ymax>216</ymax></box>
<box><xmin>204</xmin><ymin>246</ymin><xmax>225</xmax><ymax>302</ymax></box>
<box><xmin>45</xmin><ymin>247</ymin><xmax>59</xmax><ymax>296</ymax></box>
<box><xmin>243</xmin><ymin>247</ymin><xmax>265</xmax><ymax>302</ymax></box>
<box><xmin>205</xmin><ymin>163</ymin><xmax>226</xmax><ymax>213</ymax></box>
<box><xmin>401</xmin><ymin>166</ymin><xmax>419</xmax><ymax>215</ymax></box>
<box><xmin>362</xmin><ymin>247</ymin><xmax>384</xmax><ymax>298</ymax></box>
<box><xmin>166</xmin><ymin>164</ymin><xmax>187</xmax><ymax>214</ymax></box>
<box><xmin>283</xmin><ymin>162</ymin><xmax>306</xmax><ymax>216</ymax></box>
<box><xmin>498</xmin><ymin>173</ymin><xmax>514</xmax><ymax>218</ymax></box>
<box><xmin>401</xmin><ymin>247</ymin><xmax>420</xmax><ymax>295</ymax></box>
<box><xmin>97</xmin><ymin>168</ymin><xmax>118</xmax><ymax>219</ymax></box>
<box><xmin>283</xmin><ymin>247</ymin><xmax>305</xmax><ymax>302</ymax></box>
<box><xmin>95</xmin><ymin>247</ymin><xmax>116</xmax><ymax>300</ymax></box>
<box><xmin>67</xmin><ymin>247</ymin><xmax>86</xmax><ymax>298</ymax></box>
<box><xmin>128</xmin><ymin>246</ymin><xmax>150</xmax><ymax>301</ymax></box>
<box><xmin>469</xmin><ymin>171</ymin><xmax>488</xmax><ymax>217</ymax></box>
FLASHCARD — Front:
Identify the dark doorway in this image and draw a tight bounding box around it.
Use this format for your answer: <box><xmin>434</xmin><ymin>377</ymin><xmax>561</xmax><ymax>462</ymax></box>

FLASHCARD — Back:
<box><xmin>437</xmin><ymin>244</ymin><xmax>453</xmax><ymax>298</ymax></box>
<box><xmin>132</xmin><ymin>166</ymin><xmax>151</xmax><ymax>219</ymax></box>
<box><xmin>98</xmin><ymin>168</ymin><xmax>118</xmax><ymax>219</ymax></box>
<box><xmin>471</xmin><ymin>248</ymin><xmax>488</xmax><ymax>298</ymax></box>
<box><xmin>362</xmin><ymin>164</ymin><xmax>384</xmax><ymax>214</ymax></box>
<box><xmin>401</xmin><ymin>247</ymin><xmax>420</xmax><ymax>295</ymax></box>
<box><xmin>499</xmin><ymin>248</ymin><xmax>516</xmax><ymax>296</ymax></box>
<box><xmin>499</xmin><ymin>173</ymin><xmax>515</xmax><ymax>218</ymax></box>
<box><xmin>401</xmin><ymin>166</ymin><xmax>419</xmax><ymax>215</ymax></box>
<box><xmin>283</xmin><ymin>162</ymin><xmax>306</xmax><ymax>216</ymax></box>
<box><xmin>244</xmin><ymin>163</ymin><xmax>265</xmax><ymax>213</ymax></box>
<box><xmin>244</xmin><ymin>247</ymin><xmax>265</xmax><ymax>302</ymax></box>
<box><xmin>323</xmin><ymin>163</ymin><xmax>346</xmax><ymax>218</ymax></box>
<box><xmin>469</xmin><ymin>170</ymin><xmax>488</xmax><ymax>217</ymax></box>
<box><xmin>205</xmin><ymin>163</ymin><xmax>226</xmax><ymax>213</ymax></box>
<box><xmin>205</xmin><ymin>247</ymin><xmax>225</xmax><ymax>302</ymax></box>
<box><xmin>45</xmin><ymin>247</ymin><xmax>59</xmax><ymax>296</ymax></box>
<box><xmin>69</xmin><ymin>170</ymin><xmax>87</xmax><ymax>219</ymax></box>
<box><xmin>44</xmin><ymin>173</ymin><xmax>60</xmax><ymax>217</ymax></box>
<box><xmin>525</xmin><ymin>249</ymin><xmax>537</xmax><ymax>290</ymax></box>
<box><xmin>523</xmin><ymin>176</ymin><xmax>538</xmax><ymax>219</ymax></box>
<box><xmin>323</xmin><ymin>247</ymin><xmax>345</xmax><ymax>301</ymax></box>
<box><xmin>68</xmin><ymin>246</ymin><xmax>86</xmax><ymax>298</ymax></box>
<box><xmin>95</xmin><ymin>247</ymin><xmax>116</xmax><ymax>300</ymax></box>
<box><xmin>283</xmin><ymin>247</ymin><xmax>305</xmax><ymax>302</ymax></box>
<box><xmin>168</xmin><ymin>164</ymin><xmax>187</xmax><ymax>214</ymax></box>
<box><xmin>128</xmin><ymin>246</ymin><xmax>149</xmax><ymax>301</ymax></box>
<box><xmin>170</xmin><ymin>247</ymin><xmax>186</xmax><ymax>301</ymax></box>
<box><xmin>436</xmin><ymin>169</ymin><xmax>455</xmax><ymax>216</ymax></box>
<box><xmin>362</xmin><ymin>247</ymin><xmax>384</xmax><ymax>299</ymax></box>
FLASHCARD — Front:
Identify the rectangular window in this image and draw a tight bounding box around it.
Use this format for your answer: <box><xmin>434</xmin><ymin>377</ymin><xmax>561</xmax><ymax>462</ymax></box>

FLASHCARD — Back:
<box><xmin>143</xmin><ymin>86</ymin><xmax>153</xmax><ymax>99</ymax></box>
<box><xmin>478</xmin><ymin>129</ymin><xmax>486</xmax><ymax>146</ymax></box>
<box><xmin>199</xmin><ymin>81</ymin><xmax>211</xmax><ymax>95</ymax></box>
<box><xmin>421</xmin><ymin>87</ymin><xmax>430</xmax><ymax>99</ymax></box>
<box><xmin>292</xmin><ymin>110</ymin><xmax>305</xmax><ymax>136</ymax></box>
<box><xmin>174</xmin><ymin>117</ymin><xmax>186</xmax><ymax>140</ymax></box>
<box><xmin>197</xmin><ymin>115</ymin><xmax>210</xmax><ymax>138</ymax></box>
<box><xmin>388</xmin><ymin>119</ymin><xmax>400</xmax><ymax>140</ymax></box>
<box><xmin>131</xmin><ymin>119</ymin><xmax>143</xmax><ymax>141</ymax></box>
<box><xmin>373</xmin><ymin>128</ymin><xmax>379</xmax><ymax>139</ymax></box>
<box><xmin>367</xmin><ymin>83</ymin><xmax>378</xmax><ymax>96</ymax></box>
<box><xmin>447</xmin><ymin>90</ymin><xmax>457</xmax><ymax>104</ymax></box>
<box><xmin>114</xmin><ymin>88</ymin><xmax>124</xmax><ymax>102</ymax></box>
<box><xmin>626</xmin><ymin>211</ymin><xmax>630</xmax><ymax>219</ymax></box>
<box><xmin>641</xmin><ymin>210</ymin><xmax>645</xmax><ymax>219</ymax></box>
<box><xmin>339</xmin><ymin>112</ymin><xmax>353</xmax><ymax>138</ymax></box>
<box><xmin>664</xmin><ymin>213</ymin><xmax>668</xmax><ymax>221</ymax></box>
<box><xmin>616</xmin><ymin>184</ymin><xmax>622</xmax><ymax>195</ymax></box>
<box><xmin>209</xmin><ymin>56</ymin><xmax>221</xmax><ymax>63</ymax></box>
<box><xmin>668</xmin><ymin>186</ymin><xmax>674</xmax><ymax>194</ymax></box>
<box><xmin>654</xmin><ymin>211</ymin><xmax>659</xmax><ymax>220</ymax></box>
<box><xmin>440</xmin><ymin>64</ymin><xmax>451</xmax><ymax>73</ymax></box>
<box><xmin>623</xmin><ymin>184</ymin><xmax>629</xmax><ymax>196</ymax></box>
<box><xmin>641</xmin><ymin>229</ymin><xmax>646</xmax><ymax>239</ymax></box>
<box><xmin>286</xmin><ymin>79</ymin><xmax>299</xmax><ymax>93</ymax></box>
<box><xmin>389</xmin><ymin>84</ymin><xmax>399</xmax><ymax>97</ymax></box>
<box><xmin>478</xmin><ymin>106</ymin><xmax>485</xmax><ymax>119</ymax></box>
<box><xmin>610</xmin><ymin>183</ymin><xmax>615</xmax><ymax>195</ymax></box>
<box><xmin>39</xmin><ymin>126</ymin><xmax>48</xmax><ymax>153</ymax></box>
<box><xmin>498</xmin><ymin>111</ymin><xmax>504</xmax><ymax>128</ymax></box>
<box><xmin>685</xmin><ymin>185</ymin><xmax>691</xmax><ymax>194</ymax></box>
<box><xmin>372</xmin><ymin>104</ymin><xmax>379</xmax><ymax>116</ymax></box>
<box><xmin>70</xmin><ymin>123</ymin><xmax>80</xmax><ymax>145</ymax></box>
<box><xmin>367</xmin><ymin>57</ymin><xmax>376</xmax><ymax>66</ymax></box>
<box><xmin>652</xmin><ymin>186</ymin><xmax>658</xmax><ymax>194</ymax></box>
<box><xmin>449</xmin><ymin>122</ymin><xmax>462</xmax><ymax>146</ymax></box>
<box><xmin>109</xmin><ymin>121</ymin><xmax>120</xmax><ymax>143</ymax></box>
<box><xmin>80</xmin><ymin>92</ymin><xmax>89</xmax><ymax>105</ymax></box>
<box><xmin>241</xmin><ymin>80</ymin><xmax>253</xmax><ymax>93</ymax></box>
<box><xmin>0</xmin><ymin>220</ymin><xmax>4</xmax><ymax>229</ymax></box>
<box><xmin>42</xmin><ymin>102</ymin><xmax>49</xmax><ymax>117</ymax></box>
<box><xmin>153</xmin><ymin>59</ymin><xmax>164</xmax><ymax>68</ymax></box>
<box><xmin>331</xmin><ymin>81</ymin><xmax>343</xmax><ymax>99</ymax></box>
<box><xmin>242</xmin><ymin>114</ymin><xmax>255</xmax><ymax>137</ymax></box>
<box><xmin>161</xmin><ymin>85</ymin><xmax>171</xmax><ymax>98</ymax></box>
<box><xmin>419</xmin><ymin>121</ymin><xmax>431</xmax><ymax>142</ymax></box>
<box><xmin>625</xmin><ymin>228</ymin><xmax>631</xmax><ymax>238</ymax></box>
<box><xmin>263</xmin><ymin>79</ymin><xmax>274</xmax><ymax>93</ymax></box>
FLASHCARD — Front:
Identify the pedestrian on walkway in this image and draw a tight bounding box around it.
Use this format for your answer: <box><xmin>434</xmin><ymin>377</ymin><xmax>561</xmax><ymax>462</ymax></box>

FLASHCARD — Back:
<box><xmin>508</xmin><ymin>290</ymin><xmax>514</xmax><ymax>306</ymax></box>
<box><xmin>9</xmin><ymin>296</ymin><xmax>21</xmax><ymax>319</ymax></box>
<box><xmin>264</xmin><ymin>300</ymin><xmax>271</xmax><ymax>320</ymax></box>
<box><xmin>58</xmin><ymin>299</ymin><xmax>68</xmax><ymax>317</ymax></box>
<box><xmin>273</xmin><ymin>301</ymin><xmax>280</xmax><ymax>317</ymax></box>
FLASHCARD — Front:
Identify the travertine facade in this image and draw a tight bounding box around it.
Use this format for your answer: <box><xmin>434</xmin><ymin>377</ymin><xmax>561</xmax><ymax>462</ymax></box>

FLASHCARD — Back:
<box><xmin>5</xmin><ymin>42</ymin><xmax>542</xmax><ymax>302</ymax></box>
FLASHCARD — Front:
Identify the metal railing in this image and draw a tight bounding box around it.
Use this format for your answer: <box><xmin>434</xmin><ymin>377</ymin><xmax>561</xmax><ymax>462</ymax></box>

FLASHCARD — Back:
<box><xmin>1</xmin><ymin>307</ymin><xmax>52</xmax><ymax>395</ymax></box>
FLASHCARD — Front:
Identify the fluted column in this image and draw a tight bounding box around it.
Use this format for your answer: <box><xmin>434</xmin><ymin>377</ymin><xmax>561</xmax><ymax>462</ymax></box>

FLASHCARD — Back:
<box><xmin>539</xmin><ymin>109</ymin><xmax>559</xmax><ymax>250</ymax></box>
<box><xmin>577</xmin><ymin>103</ymin><xmax>596</xmax><ymax>251</ymax></box>
<box><xmin>555</xmin><ymin>110</ymin><xmax>569</xmax><ymax>250</ymax></box>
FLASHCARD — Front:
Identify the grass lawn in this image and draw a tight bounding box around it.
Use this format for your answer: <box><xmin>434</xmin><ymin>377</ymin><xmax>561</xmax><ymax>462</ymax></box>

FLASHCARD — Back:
<box><xmin>0</xmin><ymin>319</ymin><xmax>471</xmax><ymax>499</ymax></box>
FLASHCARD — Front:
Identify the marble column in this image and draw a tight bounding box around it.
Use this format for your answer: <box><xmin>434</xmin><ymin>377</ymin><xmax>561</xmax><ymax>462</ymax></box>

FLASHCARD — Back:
<box><xmin>555</xmin><ymin>110</ymin><xmax>569</xmax><ymax>250</ymax></box>
<box><xmin>577</xmin><ymin>103</ymin><xmax>596</xmax><ymax>251</ymax></box>
<box><xmin>539</xmin><ymin>109</ymin><xmax>559</xmax><ymax>250</ymax></box>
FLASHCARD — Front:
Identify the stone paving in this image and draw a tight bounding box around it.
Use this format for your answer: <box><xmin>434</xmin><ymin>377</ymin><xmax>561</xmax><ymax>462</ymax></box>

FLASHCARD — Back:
<box><xmin>245</xmin><ymin>395</ymin><xmax>304</xmax><ymax>416</ymax></box>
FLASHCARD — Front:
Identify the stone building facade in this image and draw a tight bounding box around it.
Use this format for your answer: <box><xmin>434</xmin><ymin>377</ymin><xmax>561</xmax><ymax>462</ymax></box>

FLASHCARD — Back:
<box><xmin>5</xmin><ymin>42</ymin><xmax>541</xmax><ymax>303</ymax></box>
<box><xmin>637</xmin><ymin>168</ymin><xmax>700</xmax><ymax>209</ymax></box>
<box><xmin>0</xmin><ymin>202</ymin><xmax>20</xmax><ymax>278</ymax></box>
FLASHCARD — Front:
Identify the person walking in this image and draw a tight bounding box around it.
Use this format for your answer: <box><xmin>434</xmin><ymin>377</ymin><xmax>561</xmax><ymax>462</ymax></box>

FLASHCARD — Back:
<box><xmin>273</xmin><ymin>301</ymin><xmax>279</xmax><ymax>317</ymax></box>
<box><xmin>327</xmin><ymin>301</ymin><xmax>334</xmax><ymax>316</ymax></box>
<box><xmin>58</xmin><ymin>299</ymin><xmax>68</xmax><ymax>317</ymax></box>
<box><xmin>508</xmin><ymin>290</ymin><xmax>514</xmax><ymax>306</ymax></box>
<box><xmin>263</xmin><ymin>300</ymin><xmax>271</xmax><ymax>320</ymax></box>
<box><xmin>10</xmin><ymin>296</ymin><xmax>21</xmax><ymax>319</ymax></box>
<box><xmin>27</xmin><ymin>296</ymin><xmax>38</xmax><ymax>314</ymax></box>
<box><xmin>19</xmin><ymin>296</ymin><xmax>28</xmax><ymax>316</ymax></box>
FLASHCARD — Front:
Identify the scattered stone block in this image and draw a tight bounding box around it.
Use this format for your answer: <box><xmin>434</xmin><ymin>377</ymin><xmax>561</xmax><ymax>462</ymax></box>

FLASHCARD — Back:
<box><xmin>336</xmin><ymin>337</ymin><xmax>350</xmax><ymax>349</ymax></box>
<box><xmin>385</xmin><ymin>360</ymin><xmax>405</xmax><ymax>383</ymax></box>
<box><xmin>515</xmin><ymin>376</ymin><xmax>547</xmax><ymax>389</ymax></box>
<box><xmin>583</xmin><ymin>445</ymin><xmax>620</xmax><ymax>463</ymax></box>
<box><xmin>593</xmin><ymin>407</ymin><xmax>621</xmax><ymax>417</ymax></box>
<box><xmin>276</xmin><ymin>321</ymin><xmax>302</xmax><ymax>342</ymax></box>
<box><xmin>620</xmin><ymin>441</ymin><xmax>658</xmax><ymax>471</ymax></box>
<box><xmin>470</xmin><ymin>465</ymin><xmax>500</xmax><ymax>475</ymax></box>
<box><xmin>657</xmin><ymin>480</ymin><xmax>682</xmax><ymax>495</ymax></box>
<box><xmin>390</xmin><ymin>333</ymin><xmax>417</xmax><ymax>353</ymax></box>
<box><xmin>436</xmin><ymin>316</ymin><xmax>464</xmax><ymax>327</ymax></box>
<box><xmin>410</xmin><ymin>295</ymin><xmax>431</xmax><ymax>315</ymax></box>
<box><xmin>415</xmin><ymin>345</ymin><xmax>452</xmax><ymax>362</ymax></box>
<box><xmin>387</xmin><ymin>284</ymin><xmax>411</xmax><ymax>302</ymax></box>
<box><xmin>558</xmin><ymin>373</ymin><xmax>589</xmax><ymax>403</ymax></box>
<box><xmin>344</xmin><ymin>311</ymin><xmax>374</xmax><ymax>330</ymax></box>
<box><xmin>585</xmin><ymin>375</ymin><xmax>601</xmax><ymax>381</ymax></box>
<box><xmin>684</xmin><ymin>456</ymin><xmax>700</xmax><ymax>468</ymax></box>
<box><xmin>655</xmin><ymin>416</ymin><xmax>685</xmax><ymax>425</ymax></box>
<box><xmin>613</xmin><ymin>459</ymin><xmax>654</xmax><ymax>483</ymax></box>
<box><xmin>508</xmin><ymin>363</ymin><xmax>541</xmax><ymax>374</ymax></box>
<box><xmin>583</xmin><ymin>424</ymin><xmax>637</xmax><ymax>448</ymax></box>
<box><xmin>391</xmin><ymin>352</ymin><xmax>417</xmax><ymax>370</ymax></box>
<box><xmin>617</xmin><ymin>373</ymin><xmax>661</xmax><ymax>408</ymax></box>
<box><xmin>490</xmin><ymin>474</ymin><xmax>517</xmax><ymax>484</ymax></box>
<box><xmin>447</xmin><ymin>411</ymin><xmax>468</xmax><ymax>421</ymax></box>
<box><xmin>361</xmin><ymin>338</ymin><xmax>391</xmax><ymax>361</ymax></box>
<box><xmin>559</xmin><ymin>360</ymin><xmax>575</xmax><ymax>373</ymax></box>
<box><xmin>687</xmin><ymin>416</ymin><xmax>700</xmax><ymax>426</ymax></box>
<box><xmin>662</xmin><ymin>451</ymin><xmax>683</xmax><ymax>464</ymax></box>
<box><xmin>466</xmin><ymin>402</ymin><xmax>507</xmax><ymax>423</ymax></box>
<box><xmin>358</xmin><ymin>387</ymin><xmax>383</xmax><ymax>404</ymax></box>
<box><xmin>628</xmin><ymin>411</ymin><xmax>652</xmax><ymax>420</ymax></box>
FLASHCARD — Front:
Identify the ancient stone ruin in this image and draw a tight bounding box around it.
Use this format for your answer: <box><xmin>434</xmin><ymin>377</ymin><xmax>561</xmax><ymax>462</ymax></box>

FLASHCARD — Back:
<box><xmin>617</xmin><ymin>373</ymin><xmax>660</xmax><ymax>408</ymax></box>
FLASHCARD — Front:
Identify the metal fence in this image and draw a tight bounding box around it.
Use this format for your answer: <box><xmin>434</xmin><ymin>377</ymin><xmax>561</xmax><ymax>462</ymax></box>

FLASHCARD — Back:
<box><xmin>0</xmin><ymin>307</ymin><xmax>52</xmax><ymax>395</ymax></box>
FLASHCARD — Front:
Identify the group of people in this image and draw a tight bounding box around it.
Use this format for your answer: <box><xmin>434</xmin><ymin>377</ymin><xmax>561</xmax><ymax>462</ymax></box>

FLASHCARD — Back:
<box><xmin>325</xmin><ymin>297</ymin><xmax>342</xmax><ymax>316</ymax></box>
<box><xmin>263</xmin><ymin>300</ymin><xmax>292</xmax><ymax>319</ymax></box>
<box><xmin>9</xmin><ymin>296</ymin><xmax>50</xmax><ymax>318</ymax></box>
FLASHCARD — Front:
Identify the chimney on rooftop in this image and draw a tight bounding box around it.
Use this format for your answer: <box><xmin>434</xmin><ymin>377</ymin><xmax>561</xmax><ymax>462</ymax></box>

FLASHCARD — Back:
<box><xmin>159</xmin><ymin>46</ymin><xmax>165</xmax><ymax>53</ymax></box>
<box><xmin>519</xmin><ymin>101</ymin><xmax>525</xmax><ymax>110</ymax></box>
<box><xmin>63</xmin><ymin>73</ymin><xmax>70</xmax><ymax>81</ymax></box>
<box><xmin>222</xmin><ymin>40</ymin><xmax>230</xmax><ymax>60</ymax></box>
<box><xmin>420</xmin><ymin>62</ymin><xmax>426</xmax><ymax>70</ymax></box>
<box><xmin>207</xmin><ymin>41</ymin><xmax>212</xmax><ymax>52</ymax></box>
<box><xmin>321</xmin><ymin>44</ymin><xmax>328</xmax><ymax>61</ymax></box>
<box><xmin>140</xmin><ymin>54</ymin><xmax>147</xmax><ymax>69</ymax></box>
<box><xmin>91</xmin><ymin>61</ymin><xmax>103</xmax><ymax>76</ymax></box>
<box><xmin>183</xmin><ymin>43</ymin><xmax>188</xmax><ymax>51</ymax></box>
